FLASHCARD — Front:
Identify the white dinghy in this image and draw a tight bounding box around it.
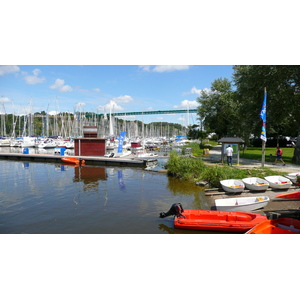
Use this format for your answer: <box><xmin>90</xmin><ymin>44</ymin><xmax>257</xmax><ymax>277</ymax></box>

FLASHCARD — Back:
<box><xmin>215</xmin><ymin>196</ymin><xmax>270</xmax><ymax>212</ymax></box>
<box><xmin>264</xmin><ymin>176</ymin><xmax>292</xmax><ymax>189</ymax></box>
<box><xmin>242</xmin><ymin>177</ymin><xmax>269</xmax><ymax>191</ymax></box>
<box><xmin>220</xmin><ymin>179</ymin><xmax>245</xmax><ymax>193</ymax></box>
<box><xmin>283</xmin><ymin>173</ymin><xmax>300</xmax><ymax>184</ymax></box>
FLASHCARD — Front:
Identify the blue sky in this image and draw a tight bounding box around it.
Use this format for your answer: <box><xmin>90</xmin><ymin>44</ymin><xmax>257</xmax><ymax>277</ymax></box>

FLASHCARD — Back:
<box><xmin>0</xmin><ymin>65</ymin><xmax>234</xmax><ymax>125</ymax></box>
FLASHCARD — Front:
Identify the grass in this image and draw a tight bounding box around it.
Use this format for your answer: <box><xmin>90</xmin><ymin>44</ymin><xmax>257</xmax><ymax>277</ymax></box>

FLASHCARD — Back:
<box><xmin>240</xmin><ymin>147</ymin><xmax>296</xmax><ymax>164</ymax></box>
<box><xmin>166</xmin><ymin>150</ymin><xmax>291</xmax><ymax>188</ymax></box>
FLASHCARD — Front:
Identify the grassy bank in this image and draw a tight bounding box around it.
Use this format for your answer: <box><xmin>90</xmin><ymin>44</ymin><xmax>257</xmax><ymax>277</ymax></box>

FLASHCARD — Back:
<box><xmin>167</xmin><ymin>150</ymin><xmax>287</xmax><ymax>188</ymax></box>
<box><xmin>241</xmin><ymin>147</ymin><xmax>297</xmax><ymax>165</ymax></box>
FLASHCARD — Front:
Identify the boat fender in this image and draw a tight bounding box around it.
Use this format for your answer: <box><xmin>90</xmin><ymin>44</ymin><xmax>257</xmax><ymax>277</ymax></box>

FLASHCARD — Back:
<box><xmin>159</xmin><ymin>203</ymin><xmax>184</xmax><ymax>218</ymax></box>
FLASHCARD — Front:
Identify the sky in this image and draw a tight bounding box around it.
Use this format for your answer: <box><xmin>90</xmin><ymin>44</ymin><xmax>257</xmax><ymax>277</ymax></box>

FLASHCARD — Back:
<box><xmin>0</xmin><ymin>65</ymin><xmax>234</xmax><ymax>125</ymax></box>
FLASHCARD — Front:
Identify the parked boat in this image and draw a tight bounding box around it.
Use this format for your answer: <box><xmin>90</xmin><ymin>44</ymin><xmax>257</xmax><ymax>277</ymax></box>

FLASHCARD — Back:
<box><xmin>245</xmin><ymin>218</ymin><xmax>300</xmax><ymax>234</ymax></box>
<box><xmin>242</xmin><ymin>177</ymin><xmax>269</xmax><ymax>191</ymax></box>
<box><xmin>284</xmin><ymin>173</ymin><xmax>300</xmax><ymax>184</ymax></box>
<box><xmin>275</xmin><ymin>191</ymin><xmax>300</xmax><ymax>199</ymax></box>
<box><xmin>61</xmin><ymin>157</ymin><xmax>85</xmax><ymax>165</ymax></box>
<box><xmin>114</xmin><ymin>150</ymin><xmax>132</xmax><ymax>158</ymax></box>
<box><xmin>215</xmin><ymin>196</ymin><xmax>270</xmax><ymax>212</ymax></box>
<box><xmin>220</xmin><ymin>179</ymin><xmax>245</xmax><ymax>193</ymax></box>
<box><xmin>264</xmin><ymin>176</ymin><xmax>292</xmax><ymax>189</ymax></box>
<box><xmin>159</xmin><ymin>203</ymin><xmax>267</xmax><ymax>232</ymax></box>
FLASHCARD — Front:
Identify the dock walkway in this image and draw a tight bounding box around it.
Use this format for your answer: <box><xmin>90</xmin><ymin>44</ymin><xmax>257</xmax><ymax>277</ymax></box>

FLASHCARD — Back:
<box><xmin>0</xmin><ymin>152</ymin><xmax>157</xmax><ymax>167</ymax></box>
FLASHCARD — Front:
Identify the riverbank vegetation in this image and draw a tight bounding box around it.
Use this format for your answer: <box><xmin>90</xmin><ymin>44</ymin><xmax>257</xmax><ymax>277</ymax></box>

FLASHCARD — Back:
<box><xmin>167</xmin><ymin>150</ymin><xmax>285</xmax><ymax>188</ymax></box>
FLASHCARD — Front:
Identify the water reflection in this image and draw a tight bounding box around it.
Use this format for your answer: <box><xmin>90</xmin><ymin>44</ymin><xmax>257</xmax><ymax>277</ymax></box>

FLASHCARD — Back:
<box><xmin>118</xmin><ymin>170</ymin><xmax>126</xmax><ymax>191</ymax></box>
<box><xmin>0</xmin><ymin>159</ymin><xmax>213</xmax><ymax>234</ymax></box>
<box><xmin>73</xmin><ymin>165</ymin><xmax>108</xmax><ymax>192</ymax></box>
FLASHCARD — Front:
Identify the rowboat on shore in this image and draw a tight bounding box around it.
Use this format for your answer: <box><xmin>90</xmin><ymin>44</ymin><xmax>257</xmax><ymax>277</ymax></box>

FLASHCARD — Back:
<box><xmin>284</xmin><ymin>173</ymin><xmax>300</xmax><ymax>184</ymax></box>
<box><xmin>242</xmin><ymin>177</ymin><xmax>269</xmax><ymax>191</ymax></box>
<box><xmin>159</xmin><ymin>203</ymin><xmax>267</xmax><ymax>233</ymax></box>
<box><xmin>220</xmin><ymin>179</ymin><xmax>245</xmax><ymax>193</ymax></box>
<box><xmin>264</xmin><ymin>175</ymin><xmax>292</xmax><ymax>189</ymax></box>
<box><xmin>215</xmin><ymin>196</ymin><xmax>270</xmax><ymax>212</ymax></box>
<box><xmin>245</xmin><ymin>218</ymin><xmax>300</xmax><ymax>234</ymax></box>
<box><xmin>275</xmin><ymin>191</ymin><xmax>300</xmax><ymax>199</ymax></box>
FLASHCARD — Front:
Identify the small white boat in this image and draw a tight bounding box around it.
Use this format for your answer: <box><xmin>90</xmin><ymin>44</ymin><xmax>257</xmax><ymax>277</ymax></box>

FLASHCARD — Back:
<box><xmin>215</xmin><ymin>196</ymin><xmax>270</xmax><ymax>212</ymax></box>
<box><xmin>284</xmin><ymin>173</ymin><xmax>300</xmax><ymax>184</ymax></box>
<box><xmin>220</xmin><ymin>179</ymin><xmax>245</xmax><ymax>193</ymax></box>
<box><xmin>136</xmin><ymin>152</ymin><xmax>158</xmax><ymax>158</ymax></box>
<box><xmin>114</xmin><ymin>150</ymin><xmax>132</xmax><ymax>158</ymax></box>
<box><xmin>242</xmin><ymin>177</ymin><xmax>269</xmax><ymax>191</ymax></box>
<box><xmin>264</xmin><ymin>175</ymin><xmax>292</xmax><ymax>189</ymax></box>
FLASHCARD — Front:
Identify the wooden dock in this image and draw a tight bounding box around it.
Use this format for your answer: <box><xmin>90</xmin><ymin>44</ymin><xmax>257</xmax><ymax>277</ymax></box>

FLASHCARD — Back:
<box><xmin>0</xmin><ymin>152</ymin><xmax>157</xmax><ymax>167</ymax></box>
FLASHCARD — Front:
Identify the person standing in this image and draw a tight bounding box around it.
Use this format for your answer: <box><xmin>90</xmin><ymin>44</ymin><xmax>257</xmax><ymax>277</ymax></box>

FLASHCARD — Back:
<box><xmin>225</xmin><ymin>145</ymin><xmax>233</xmax><ymax>166</ymax></box>
<box><xmin>273</xmin><ymin>147</ymin><xmax>285</xmax><ymax>166</ymax></box>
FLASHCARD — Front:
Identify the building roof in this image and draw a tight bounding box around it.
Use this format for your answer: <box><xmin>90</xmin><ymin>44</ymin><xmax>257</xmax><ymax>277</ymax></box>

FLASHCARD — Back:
<box><xmin>218</xmin><ymin>137</ymin><xmax>245</xmax><ymax>143</ymax></box>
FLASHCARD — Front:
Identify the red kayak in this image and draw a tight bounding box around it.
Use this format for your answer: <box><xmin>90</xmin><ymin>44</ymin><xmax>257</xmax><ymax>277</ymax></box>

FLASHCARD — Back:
<box><xmin>275</xmin><ymin>191</ymin><xmax>300</xmax><ymax>199</ymax></box>
<box><xmin>173</xmin><ymin>210</ymin><xmax>267</xmax><ymax>232</ymax></box>
<box><xmin>245</xmin><ymin>218</ymin><xmax>300</xmax><ymax>234</ymax></box>
<box><xmin>61</xmin><ymin>157</ymin><xmax>85</xmax><ymax>165</ymax></box>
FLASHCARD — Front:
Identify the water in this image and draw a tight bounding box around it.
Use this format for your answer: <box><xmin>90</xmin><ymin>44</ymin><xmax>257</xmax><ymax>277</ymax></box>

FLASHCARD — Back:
<box><xmin>0</xmin><ymin>158</ymin><xmax>211</xmax><ymax>234</ymax></box>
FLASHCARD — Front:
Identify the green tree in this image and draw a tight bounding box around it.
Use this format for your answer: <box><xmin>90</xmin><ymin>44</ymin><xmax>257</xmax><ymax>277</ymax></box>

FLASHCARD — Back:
<box><xmin>197</xmin><ymin>77</ymin><xmax>240</xmax><ymax>138</ymax></box>
<box><xmin>233</xmin><ymin>65</ymin><xmax>300</xmax><ymax>162</ymax></box>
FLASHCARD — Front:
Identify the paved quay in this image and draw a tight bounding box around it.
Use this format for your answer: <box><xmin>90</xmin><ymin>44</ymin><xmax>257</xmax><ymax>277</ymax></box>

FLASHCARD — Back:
<box><xmin>202</xmin><ymin>146</ymin><xmax>300</xmax><ymax>215</ymax></box>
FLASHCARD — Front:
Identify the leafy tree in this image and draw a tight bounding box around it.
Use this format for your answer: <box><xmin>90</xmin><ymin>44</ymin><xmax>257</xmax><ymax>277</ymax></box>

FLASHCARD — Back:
<box><xmin>197</xmin><ymin>77</ymin><xmax>240</xmax><ymax>138</ymax></box>
<box><xmin>233</xmin><ymin>65</ymin><xmax>300</xmax><ymax>162</ymax></box>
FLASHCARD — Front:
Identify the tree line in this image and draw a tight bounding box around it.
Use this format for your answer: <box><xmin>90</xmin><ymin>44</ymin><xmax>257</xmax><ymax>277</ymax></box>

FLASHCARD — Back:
<box><xmin>196</xmin><ymin>65</ymin><xmax>300</xmax><ymax>163</ymax></box>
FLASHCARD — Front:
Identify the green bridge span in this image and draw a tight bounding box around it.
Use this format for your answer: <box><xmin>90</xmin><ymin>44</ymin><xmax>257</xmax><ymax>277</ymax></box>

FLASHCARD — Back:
<box><xmin>97</xmin><ymin>109</ymin><xmax>197</xmax><ymax>117</ymax></box>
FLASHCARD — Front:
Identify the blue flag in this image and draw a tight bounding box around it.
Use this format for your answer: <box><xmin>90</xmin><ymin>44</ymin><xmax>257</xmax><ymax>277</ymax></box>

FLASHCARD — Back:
<box><xmin>260</xmin><ymin>91</ymin><xmax>267</xmax><ymax>142</ymax></box>
<box><xmin>117</xmin><ymin>131</ymin><xmax>127</xmax><ymax>153</ymax></box>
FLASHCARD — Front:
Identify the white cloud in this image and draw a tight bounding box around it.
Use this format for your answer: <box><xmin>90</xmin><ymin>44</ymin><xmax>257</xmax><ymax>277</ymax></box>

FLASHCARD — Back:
<box><xmin>0</xmin><ymin>97</ymin><xmax>12</xmax><ymax>103</ymax></box>
<box><xmin>92</xmin><ymin>88</ymin><xmax>101</xmax><ymax>92</ymax></box>
<box><xmin>50</xmin><ymin>78</ymin><xmax>73</xmax><ymax>92</ymax></box>
<box><xmin>48</xmin><ymin>110</ymin><xmax>59</xmax><ymax>116</ymax></box>
<box><xmin>99</xmin><ymin>100</ymin><xmax>124</xmax><ymax>112</ymax></box>
<box><xmin>173</xmin><ymin>99</ymin><xmax>198</xmax><ymax>109</ymax></box>
<box><xmin>0</xmin><ymin>65</ymin><xmax>20</xmax><ymax>76</ymax></box>
<box><xmin>111</xmin><ymin>95</ymin><xmax>134</xmax><ymax>103</ymax></box>
<box><xmin>177</xmin><ymin>117</ymin><xmax>185</xmax><ymax>121</ymax></box>
<box><xmin>75</xmin><ymin>103</ymin><xmax>86</xmax><ymax>111</ymax></box>
<box><xmin>139</xmin><ymin>65</ymin><xmax>190</xmax><ymax>72</ymax></box>
<box><xmin>138</xmin><ymin>65</ymin><xmax>151</xmax><ymax>72</ymax></box>
<box><xmin>24</xmin><ymin>68</ymin><xmax>45</xmax><ymax>84</ymax></box>
<box><xmin>183</xmin><ymin>86</ymin><xmax>211</xmax><ymax>96</ymax></box>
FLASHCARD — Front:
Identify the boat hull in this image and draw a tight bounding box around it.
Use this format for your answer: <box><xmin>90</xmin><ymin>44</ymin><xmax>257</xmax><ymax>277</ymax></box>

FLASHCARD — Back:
<box><xmin>275</xmin><ymin>191</ymin><xmax>300</xmax><ymax>199</ymax></box>
<box><xmin>220</xmin><ymin>179</ymin><xmax>245</xmax><ymax>193</ymax></box>
<box><xmin>245</xmin><ymin>218</ymin><xmax>300</xmax><ymax>234</ymax></box>
<box><xmin>61</xmin><ymin>157</ymin><xmax>85</xmax><ymax>165</ymax></box>
<box><xmin>242</xmin><ymin>177</ymin><xmax>269</xmax><ymax>191</ymax></box>
<box><xmin>284</xmin><ymin>173</ymin><xmax>300</xmax><ymax>184</ymax></box>
<box><xmin>174</xmin><ymin>210</ymin><xmax>267</xmax><ymax>232</ymax></box>
<box><xmin>264</xmin><ymin>176</ymin><xmax>292</xmax><ymax>189</ymax></box>
<box><xmin>215</xmin><ymin>196</ymin><xmax>270</xmax><ymax>212</ymax></box>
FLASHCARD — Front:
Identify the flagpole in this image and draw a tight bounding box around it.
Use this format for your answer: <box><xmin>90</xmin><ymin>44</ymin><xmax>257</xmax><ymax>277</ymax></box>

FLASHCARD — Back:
<box><xmin>261</xmin><ymin>87</ymin><xmax>267</xmax><ymax>168</ymax></box>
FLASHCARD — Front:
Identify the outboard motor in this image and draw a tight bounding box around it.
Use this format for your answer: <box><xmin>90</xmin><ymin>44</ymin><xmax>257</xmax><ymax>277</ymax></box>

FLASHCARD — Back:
<box><xmin>159</xmin><ymin>203</ymin><xmax>184</xmax><ymax>218</ymax></box>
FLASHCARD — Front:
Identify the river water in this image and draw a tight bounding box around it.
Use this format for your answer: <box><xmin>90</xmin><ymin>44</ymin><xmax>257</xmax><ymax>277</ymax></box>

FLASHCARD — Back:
<box><xmin>0</xmin><ymin>148</ymin><xmax>212</xmax><ymax>234</ymax></box>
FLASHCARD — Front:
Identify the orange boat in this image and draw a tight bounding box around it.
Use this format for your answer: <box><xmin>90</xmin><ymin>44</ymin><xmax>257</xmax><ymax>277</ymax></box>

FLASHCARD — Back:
<box><xmin>61</xmin><ymin>157</ymin><xmax>85</xmax><ymax>165</ymax></box>
<box><xmin>275</xmin><ymin>191</ymin><xmax>300</xmax><ymax>199</ymax></box>
<box><xmin>245</xmin><ymin>218</ymin><xmax>300</xmax><ymax>234</ymax></box>
<box><xmin>159</xmin><ymin>203</ymin><xmax>267</xmax><ymax>233</ymax></box>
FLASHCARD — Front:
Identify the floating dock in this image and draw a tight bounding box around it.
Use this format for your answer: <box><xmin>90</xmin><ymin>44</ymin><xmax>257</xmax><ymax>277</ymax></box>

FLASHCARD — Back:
<box><xmin>0</xmin><ymin>152</ymin><xmax>157</xmax><ymax>167</ymax></box>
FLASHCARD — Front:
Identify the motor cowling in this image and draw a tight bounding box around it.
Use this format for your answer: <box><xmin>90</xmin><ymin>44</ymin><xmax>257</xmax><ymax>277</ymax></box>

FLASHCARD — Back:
<box><xmin>159</xmin><ymin>203</ymin><xmax>184</xmax><ymax>218</ymax></box>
